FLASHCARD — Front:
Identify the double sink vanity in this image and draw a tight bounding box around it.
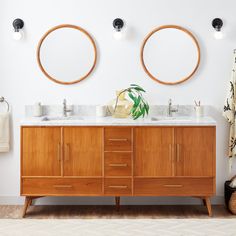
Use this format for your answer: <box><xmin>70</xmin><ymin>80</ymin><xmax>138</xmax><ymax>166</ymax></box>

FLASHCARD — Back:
<box><xmin>17</xmin><ymin>17</ymin><xmax>216</xmax><ymax>218</ymax></box>
<box><xmin>20</xmin><ymin>105</ymin><xmax>216</xmax><ymax>217</ymax></box>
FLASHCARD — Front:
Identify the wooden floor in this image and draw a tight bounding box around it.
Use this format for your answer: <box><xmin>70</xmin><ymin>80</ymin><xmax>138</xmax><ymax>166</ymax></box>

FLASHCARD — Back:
<box><xmin>0</xmin><ymin>205</ymin><xmax>235</xmax><ymax>219</ymax></box>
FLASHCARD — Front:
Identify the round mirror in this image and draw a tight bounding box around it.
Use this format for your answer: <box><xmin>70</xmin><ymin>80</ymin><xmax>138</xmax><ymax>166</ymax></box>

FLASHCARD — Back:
<box><xmin>141</xmin><ymin>25</ymin><xmax>200</xmax><ymax>85</ymax></box>
<box><xmin>37</xmin><ymin>24</ymin><xmax>97</xmax><ymax>85</ymax></box>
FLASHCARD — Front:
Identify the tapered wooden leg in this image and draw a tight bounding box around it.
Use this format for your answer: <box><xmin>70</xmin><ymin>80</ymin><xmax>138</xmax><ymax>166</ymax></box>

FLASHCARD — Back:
<box><xmin>22</xmin><ymin>197</ymin><xmax>32</xmax><ymax>218</ymax></box>
<box><xmin>204</xmin><ymin>197</ymin><xmax>212</xmax><ymax>217</ymax></box>
<box><xmin>115</xmin><ymin>196</ymin><xmax>120</xmax><ymax>211</ymax></box>
<box><xmin>28</xmin><ymin>198</ymin><xmax>33</xmax><ymax>207</ymax></box>
<box><xmin>22</xmin><ymin>196</ymin><xmax>43</xmax><ymax>218</ymax></box>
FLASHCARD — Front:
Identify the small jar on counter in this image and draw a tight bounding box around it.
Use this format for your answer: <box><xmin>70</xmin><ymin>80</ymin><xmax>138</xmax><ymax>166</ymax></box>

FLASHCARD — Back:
<box><xmin>33</xmin><ymin>102</ymin><xmax>43</xmax><ymax>117</ymax></box>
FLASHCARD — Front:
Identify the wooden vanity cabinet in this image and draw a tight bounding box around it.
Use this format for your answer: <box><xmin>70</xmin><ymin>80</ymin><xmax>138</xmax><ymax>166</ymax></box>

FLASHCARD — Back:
<box><xmin>21</xmin><ymin>125</ymin><xmax>215</xmax><ymax>217</ymax></box>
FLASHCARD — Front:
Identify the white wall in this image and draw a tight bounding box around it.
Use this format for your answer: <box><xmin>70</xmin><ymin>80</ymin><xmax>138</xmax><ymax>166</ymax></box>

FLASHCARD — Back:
<box><xmin>0</xmin><ymin>0</ymin><xmax>235</xmax><ymax>205</ymax></box>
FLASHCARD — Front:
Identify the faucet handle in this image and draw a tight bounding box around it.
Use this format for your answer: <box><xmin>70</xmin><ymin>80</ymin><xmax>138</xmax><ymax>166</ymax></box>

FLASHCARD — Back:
<box><xmin>168</xmin><ymin>98</ymin><xmax>172</xmax><ymax>105</ymax></box>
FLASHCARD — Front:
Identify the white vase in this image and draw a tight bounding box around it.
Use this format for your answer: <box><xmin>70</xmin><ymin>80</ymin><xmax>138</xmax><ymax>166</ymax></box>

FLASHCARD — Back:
<box><xmin>96</xmin><ymin>105</ymin><xmax>107</xmax><ymax>117</ymax></box>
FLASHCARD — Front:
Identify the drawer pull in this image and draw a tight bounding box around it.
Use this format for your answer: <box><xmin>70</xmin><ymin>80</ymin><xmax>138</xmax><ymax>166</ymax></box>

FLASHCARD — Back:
<box><xmin>53</xmin><ymin>185</ymin><xmax>72</xmax><ymax>189</ymax></box>
<box><xmin>108</xmin><ymin>185</ymin><xmax>128</xmax><ymax>189</ymax></box>
<box><xmin>108</xmin><ymin>138</ymin><xmax>128</xmax><ymax>142</ymax></box>
<box><xmin>164</xmin><ymin>184</ymin><xmax>183</xmax><ymax>188</ymax></box>
<box><xmin>109</xmin><ymin>163</ymin><xmax>128</xmax><ymax>167</ymax></box>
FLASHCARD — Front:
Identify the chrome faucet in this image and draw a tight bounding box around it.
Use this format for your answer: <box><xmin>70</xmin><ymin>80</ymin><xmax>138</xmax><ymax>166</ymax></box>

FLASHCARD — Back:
<box><xmin>168</xmin><ymin>99</ymin><xmax>178</xmax><ymax>117</ymax></box>
<box><xmin>63</xmin><ymin>99</ymin><xmax>72</xmax><ymax>117</ymax></box>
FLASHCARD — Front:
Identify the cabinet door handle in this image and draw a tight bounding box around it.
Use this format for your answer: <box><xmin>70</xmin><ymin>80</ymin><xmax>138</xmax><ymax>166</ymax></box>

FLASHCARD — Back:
<box><xmin>169</xmin><ymin>144</ymin><xmax>172</xmax><ymax>162</ymax></box>
<box><xmin>108</xmin><ymin>138</ymin><xmax>128</xmax><ymax>142</ymax></box>
<box><xmin>65</xmin><ymin>143</ymin><xmax>70</xmax><ymax>161</ymax></box>
<box><xmin>57</xmin><ymin>143</ymin><xmax>61</xmax><ymax>162</ymax></box>
<box><xmin>164</xmin><ymin>184</ymin><xmax>183</xmax><ymax>188</ymax></box>
<box><xmin>177</xmin><ymin>144</ymin><xmax>180</xmax><ymax>162</ymax></box>
<box><xmin>53</xmin><ymin>185</ymin><xmax>72</xmax><ymax>188</ymax></box>
<box><xmin>109</xmin><ymin>163</ymin><xmax>128</xmax><ymax>167</ymax></box>
<box><xmin>108</xmin><ymin>185</ymin><xmax>128</xmax><ymax>189</ymax></box>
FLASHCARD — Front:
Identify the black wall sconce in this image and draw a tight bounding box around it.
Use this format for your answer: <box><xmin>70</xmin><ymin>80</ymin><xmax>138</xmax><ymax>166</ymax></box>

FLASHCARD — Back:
<box><xmin>12</xmin><ymin>18</ymin><xmax>24</xmax><ymax>40</ymax></box>
<box><xmin>212</xmin><ymin>18</ymin><xmax>223</xmax><ymax>39</ymax></box>
<box><xmin>113</xmin><ymin>18</ymin><xmax>124</xmax><ymax>40</ymax></box>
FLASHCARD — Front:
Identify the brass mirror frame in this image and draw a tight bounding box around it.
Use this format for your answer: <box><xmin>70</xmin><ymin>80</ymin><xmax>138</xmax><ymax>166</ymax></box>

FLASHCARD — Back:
<box><xmin>37</xmin><ymin>24</ymin><xmax>97</xmax><ymax>85</ymax></box>
<box><xmin>140</xmin><ymin>25</ymin><xmax>201</xmax><ymax>85</ymax></box>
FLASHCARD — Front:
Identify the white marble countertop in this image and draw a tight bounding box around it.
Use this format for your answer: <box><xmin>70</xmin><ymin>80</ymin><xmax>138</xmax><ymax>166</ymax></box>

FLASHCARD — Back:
<box><xmin>20</xmin><ymin>116</ymin><xmax>216</xmax><ymax>126</ymax></box>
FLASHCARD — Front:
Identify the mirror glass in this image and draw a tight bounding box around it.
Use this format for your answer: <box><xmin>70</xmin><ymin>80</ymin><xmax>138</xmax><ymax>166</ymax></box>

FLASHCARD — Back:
<box><xmin>141</xmin><ymin>26</ymin><xmax>200</xmax><ymax>85</ymax></box>
<box><xmin>37</xmin><ymin>25</ymin><xmax>97</xmax><ymax>84</ymax></box>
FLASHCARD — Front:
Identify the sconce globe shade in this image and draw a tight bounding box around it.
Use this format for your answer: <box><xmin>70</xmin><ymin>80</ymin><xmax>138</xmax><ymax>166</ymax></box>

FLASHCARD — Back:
<box><xmin>214</xmin><ymin>31</ymin><xmax>223</xmax><ymax>39</ymax></box>
<box><xmin>113</xmin><ymin>30</ymin><xmax>123</xmax><ymax>40</ymax></box>
<box><xmin>12</xmin><ymin>30</ymin><xmax>23</xmax><ymax>40</ymax></box>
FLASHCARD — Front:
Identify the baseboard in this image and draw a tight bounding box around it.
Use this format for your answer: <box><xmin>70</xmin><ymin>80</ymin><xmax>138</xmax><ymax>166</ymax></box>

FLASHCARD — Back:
<box><xmin>0</xmin><ymin>196</ymin><xmax>224</xmax><ymax>205</ymax></box>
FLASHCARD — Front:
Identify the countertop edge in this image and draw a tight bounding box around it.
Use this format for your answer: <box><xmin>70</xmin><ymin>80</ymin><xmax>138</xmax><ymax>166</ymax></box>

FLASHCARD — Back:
<box><xmin>20</xmin><ymin>116</ymin><xmax>217</xmax><ymax>127</ymax></box>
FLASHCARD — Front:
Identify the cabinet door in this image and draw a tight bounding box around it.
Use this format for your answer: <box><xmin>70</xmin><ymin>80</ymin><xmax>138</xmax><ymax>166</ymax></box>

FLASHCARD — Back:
<box><xmin>22</xmin><ymin>127</ymin><xmax>62</xmax><ymax>176</ymax></box>
<box><xmin>175</xmin><ymin>127</ymin><xmax>215</xmax><ymax>177</ymax></box>
<box><xmin>134</xmin><ymin>127</ymin><xmax>174</xmax><ymax>177</ymax></box>
<box><xmin>63</xmin><ymin>127</ymin><xmax>103</xmax><ymax>176</ymax></box>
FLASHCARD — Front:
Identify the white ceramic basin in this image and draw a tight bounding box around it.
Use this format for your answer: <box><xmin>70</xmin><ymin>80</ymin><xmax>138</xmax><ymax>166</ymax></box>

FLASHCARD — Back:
<box><xmin>41</xmin><ymin>116</ymin><xmax>84</xmax><ymax>121</ymax></box>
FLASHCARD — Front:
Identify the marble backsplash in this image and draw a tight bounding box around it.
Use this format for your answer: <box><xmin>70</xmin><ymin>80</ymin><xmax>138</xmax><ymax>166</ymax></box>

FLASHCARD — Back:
<box><xmin>25</xmin><ymin>104</ymin><xmax>196</xmax><ymax>117</ymax></box>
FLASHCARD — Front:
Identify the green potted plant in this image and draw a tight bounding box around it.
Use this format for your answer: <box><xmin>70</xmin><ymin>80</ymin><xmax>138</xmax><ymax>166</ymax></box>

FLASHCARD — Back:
<box><xmin>108</xmin><ymin>84</ymin><xmax>149</xmax><ymax>120</ymax></box>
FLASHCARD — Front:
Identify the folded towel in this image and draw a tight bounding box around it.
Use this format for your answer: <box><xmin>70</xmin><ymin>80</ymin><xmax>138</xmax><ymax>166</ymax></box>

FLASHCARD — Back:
<box><xmin>0</xmin><ymin>112</ymin><xmax>10</xmax><ymax>152</ymax></box>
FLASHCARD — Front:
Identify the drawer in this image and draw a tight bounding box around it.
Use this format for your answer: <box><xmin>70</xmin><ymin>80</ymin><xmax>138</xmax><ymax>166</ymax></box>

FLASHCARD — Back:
<box><xmin>21</xmin><ymin>178</ymin><xmax>102</xmax><ymax>196</ymax></box>
<box><xmin>134</xmin><ymin>178</ymin><xmax>214</xmax><ymax>196</ymax></box>
<box><xmin>104</xmin><ymin>178</ymin><xmax>132</xmax><ymax>195</ymax></box>
<box><xmin>104</xmin><ymin>127</ymin><xmax>132</xmax><ymax>151</ymax></box>
<box><xmin>104</xmin><ymin>152</ymin><xmax>132</xmax><ymax>177</ymax></box>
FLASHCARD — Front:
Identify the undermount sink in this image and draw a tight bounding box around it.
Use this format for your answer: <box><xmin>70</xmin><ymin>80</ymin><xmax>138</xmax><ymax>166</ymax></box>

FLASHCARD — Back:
<box><xmin>41</xmin><ymin>116</ymin><xmax>84</xmax><ymax>121</ymax></box>
<box><xmin>151</xmin><ymin>116</ymin><xmax>194</xmax><ymax>122</ymax></box>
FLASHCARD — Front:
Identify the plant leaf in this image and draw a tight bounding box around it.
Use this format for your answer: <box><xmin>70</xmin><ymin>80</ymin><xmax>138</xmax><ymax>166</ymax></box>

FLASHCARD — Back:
<box><xmin>136</xmin><ymin>96</ymin><xmax>141</xmax><ymax>106</ymax></box>
<box><xmin>134</xmin><ymin>87</ymin><xmax>146</xmax><ymax>92</ymax></box>
<box><xmin>144</xmin><ymin>103</ymin><xmax>149</xmax><ymax>115</ymax></box>
<box><xmin>123</xmin><ymin>84</ymin><xmax>149</xmax><ymax>120</ymax></box>
<box><xmin>128</xmin><ymin>92</ymin><xmax>135</xmax><ymax>101</ymax></box>
<box><xmin>130</xmin><ymin>84</ymin><xmax>146</xmax><ymax>92</ymax></box>
<box><xmin>130</xmin><ymin>84</ymin><xmax>139</xmax><ymax>87</ymax></box>
<box><xmin>133</xmin><ymin>111</ymin><xmax>143</xmax><ymax>120</ymax></box>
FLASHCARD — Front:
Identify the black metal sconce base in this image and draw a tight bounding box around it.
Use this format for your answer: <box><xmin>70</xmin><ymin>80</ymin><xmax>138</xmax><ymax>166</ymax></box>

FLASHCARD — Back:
<box><xmin>13</xmin><ymin>18</ymin><xmax>24</xmax><ymax>30</ymax></box>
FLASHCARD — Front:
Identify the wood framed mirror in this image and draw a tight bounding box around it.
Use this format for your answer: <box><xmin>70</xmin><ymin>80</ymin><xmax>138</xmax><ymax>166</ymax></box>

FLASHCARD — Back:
<box><xmin>37</xmin><ymin>24</ymin><xmax>97</xmax><ymax>85</ymax></box>
<box><xmin>141</xmin><ymin>25</ymin><xmax>200</xmax><ymax>85</ymax></box>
